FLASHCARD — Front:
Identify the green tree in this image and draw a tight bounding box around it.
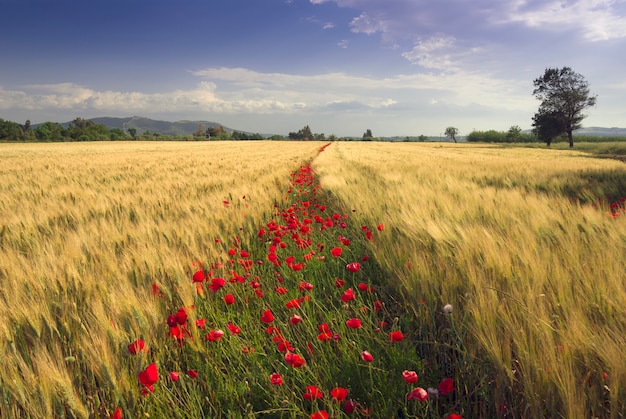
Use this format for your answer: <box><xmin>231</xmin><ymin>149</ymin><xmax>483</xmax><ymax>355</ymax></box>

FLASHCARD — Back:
<box><xmin>418</xmin><ymin>135</ymin><xmax>429</xmax><ymax>142</ymax></box>
<box><xmin>35</xmin><ymin>122</ymin><xmax>67</xmax><ymax>142</ymax></box>
<box><xmin>127</xmin><ymin>127</ymin><xmax>137</xmax><ymax>139</ymax></box>
<box><xmin>445</xmin><ymin>126</ymin><xmax>459</xmax><ymax>143</ymax></box>
<box><xmin>363</xmin><ymin>129</ymin><xmax>373</xmax><ymax>140</ymax></box>
<box><xmin>532</xmin><ymin>67</ymin><xmax>597</xmax><ymax>148</ymax></box>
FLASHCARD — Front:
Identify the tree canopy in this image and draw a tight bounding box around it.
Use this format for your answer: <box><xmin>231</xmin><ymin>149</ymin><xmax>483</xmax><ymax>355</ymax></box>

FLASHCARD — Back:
<box><xmin>445</xmin><ymin>127</ymin><xmax>459</xmax><ymax>143</ymax></box>
<box><xmin>532</xmin><ymin>67</ymin><xmax>596</xmax><ymax>147</ymax></box>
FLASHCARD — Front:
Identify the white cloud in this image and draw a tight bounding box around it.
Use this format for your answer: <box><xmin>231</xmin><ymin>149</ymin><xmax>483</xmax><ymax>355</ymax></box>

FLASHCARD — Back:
<box><xmin>349</xmin><ymin>12</ymin><xmax>387</xmax><ymax>35</ymax></box>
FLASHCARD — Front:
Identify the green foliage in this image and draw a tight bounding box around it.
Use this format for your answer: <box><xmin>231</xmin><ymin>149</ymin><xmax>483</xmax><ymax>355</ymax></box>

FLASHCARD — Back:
<box><xmin>35</xmin><ymin>122</ymin><xmax>67</xmax><ymax>142</ymax></box>
<box><xmin>467</xmin><ymin>129</ymin><xmax>537</xmax><ymax>143</ymax></box>
<box><xmin>288</xmin><ymin>125</ymin><xmax>316</xmax><ymax>140</ymax></box>
<box><xmin>532</xmin><ymin>67</ymin><xmax>597</xmax><ymax>147</ymax></box>
<box><xmin>0</xmin><ymin>118</ymin><xmax>26</xmax><ymax>141</ymax></box>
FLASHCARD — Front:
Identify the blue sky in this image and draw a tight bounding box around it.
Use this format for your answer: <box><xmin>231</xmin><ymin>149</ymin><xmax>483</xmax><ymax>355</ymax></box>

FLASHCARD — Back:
<box><xmin>1</xmin><ymin>0</ymin><xmax>625</xmax><ymax>136</ymax></box>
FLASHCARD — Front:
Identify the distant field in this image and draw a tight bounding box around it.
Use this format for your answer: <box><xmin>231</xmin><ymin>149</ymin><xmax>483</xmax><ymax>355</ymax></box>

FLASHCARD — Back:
<box><xmin>1</xmin><ymin>141</ymin><xmax>624</xmax><ymax>418</ymax></box>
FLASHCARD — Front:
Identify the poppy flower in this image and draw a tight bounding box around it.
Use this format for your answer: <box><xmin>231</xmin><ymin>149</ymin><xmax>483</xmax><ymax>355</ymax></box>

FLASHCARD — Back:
<box><xmin>346</xmin><ymin>262</ymin><xmax>361</xmax><ymax>273</ymax></box>
<box><xmin>192</xmin><ymin>270</ymin><xmax>205</xmax><ymax>282</ymax></box>
<box><xmin>335</xmin><ymin>279</ymin><xmax>346</xmax><ymax>288</ymax></box>
<box><xmin>285</xmin><ymin>299</ymin><xmax>301</xmax><ymax>309</ymax></box>
<box><xmin>377</xmin><ymin>223</ymin><xmax>384</xmax><ymax>231</ymax></box>
<box><xmin>407</xmin><ymin>387</ymin><xmax>428</xmax><ymax>401</ymax></box>
<box><xmin>270</xmin><ymin>373</ymin><xmax>283</xmax><ymax>386</ymax></box>
<box><xmin>205</xmin><ymin>329</ymin><xmax>225</xmax><ymax>342</ymax></box>
<box><xmin>346</xmin><ymin>318</ymin><xmax>362</xmax><ymax>329</ymax></box>
<box><xmin>260</xmin><ymin>309</ymin><xmax>275</xmax><ymax>323</ymax></box>
<box><xmin>374</xmin><ymin>300</ymin><xmax>383</xmax><ymax>312</ymax></box>
<box><xmin>303</xmin><ymin>385</ymin><xmax>324</xmax><ymax>400</ymax></box>
<box><xmin>289</xmin><ymin>314</ymin><xmax>303</xmax><ymax>325</ymax></box>
<box><xmin>341</xmin><ymin>288</ymin><xmax>355</xmax><ymax>302</ymax></box>
<box><xmin>310</xmin><ymin>411</ymin><xmax>328</xmax><ymax>419</ymax></box>
<box><xmin>224</xmin><ymin>294</ymin><xmax>235</xmax><ymax>305</ymax></box>
<box><xmin>402</xmin><ymin>370</ymin><xmax>419</xmax><ymax>383</ymax></box>
<box><xmin>299</xmin><ymin>281</ymin><xmax>314</xmax><ymax>291</ymax></box>
<box><xmin>389</xmin><ymin>330</ymin><xmax>405</xmax><ymax>342</ymax></box>
<box><xmin>277</xmin><ymin>340</ymin><xmax>294</xmax><ymax>352</ymax></box>
<box><xmin>227</xmin><ymin>323</ymin><xmax>241</xmax><ymax>334</ymax></box>
<box><xmin>209</xmin><ymin>277</ymin><xmax>226</xmax><ymax>293</ymax></box>
<box><xmin>331</xmin><ymin>387</ymin><xmax>349</xmax><ymax>402</ymax></box>
<box><xmin>343</xmin><ymin>400</ymin><xmax>359</xmax><ymax>414</ymax></box>
<box><xmin>186</xmin><ymin>370</ymin><xmax>198</xmax><ymax>379</ymax></box>
<box><xmin>110</xmin><ymin>407</ymin><xmax>123</xmax><ymax>419</ymax></box>
<box><xmin>361</xmin><ymin>350</ymin><xmax>374</xmax><ymax>362</ymax></box>
<box><xmin>330</xmin><ymin>247</ymin><xmax>342</xmax><ymax>257</ymax></box>
<box><xmin>196</xmin><ymin>318</ymin><xmax>206</xmax><ymax>329</ymax></box>
<box><xmin>127</xmin><ymin>339</ymin><xmax>146</xmax><ymax>355</ymax></box>
<box><xmin>445</xmin><ymin>414</ymin><xmax>462</xmax><ymax>419</ymax></box>
<box><xmin>169</xmin><ymin>371</ymin><xmax>180</xmax><ymax>381</ymax></box>
<box><xmin>175</xmin><ymin>307</ymin><xmax>188</xmax><ymax>325</ymax></box>
<box><xmin>438</xmin><ymin>378</ymin><xmax>455</xmax><ymax>395</ymax></box>
<box><xmin>275</xmin><ymin>286</ymin><xmax>288</xmax><ymax>295</ymax></box>
<box><xmin>285</xmin><ymin>352</ymin><xmax>306</xmax><ymax>368</ymax></box>
<box><xmin>138</xmin><ymin>362</ymin><xmax>158</xmax><ymax>392</ymax></box>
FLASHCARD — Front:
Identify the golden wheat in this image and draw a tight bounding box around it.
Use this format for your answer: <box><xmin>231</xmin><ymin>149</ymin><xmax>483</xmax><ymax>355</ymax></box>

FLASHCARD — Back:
<box><xmin>0</xmin><ymin>140</ymin><xmax>321</xmax><ymax>417</ymax></box>
<box><xmin>314</xmin><ymin>142</ymin><xmax>626</xmax><ymax>417</ymax></box>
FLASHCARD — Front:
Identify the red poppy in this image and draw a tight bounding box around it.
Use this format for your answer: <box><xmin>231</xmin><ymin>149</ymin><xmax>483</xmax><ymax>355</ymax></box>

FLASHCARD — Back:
<box><xmin>402</xmin><ymin>370</ymin><xmax>418</xmax><ymax>383</ymax></box>
<box><xmin>346</xmin><ymin>262</ymin><xmax>361</xmax><ymax>273</ymax></box>
<box><xmin>299</xmin><ymin>281</ymin><xmax>314</xmax><ymax>291</ymax></box>
<box><xmin>331</xmin><ymin>247</ymin><xmax>342</xmax><ymax>257</ymax></box>
<box><xmin>138</xmin><ymin>362</ymin><xmax>158</xmax><ymax>392</ymax></box>
<box><xmin>195</xmin><ymin>318</ymin><xmax>206</xmax><ymax>329</ymax></box>
<box><xmin>277</xmin><ymin>340</ymin><xmax>294</xmax><ymax>352</ymax></box>
<box><xmin>127</xmin><ymin>339</ymin><xmax>146</xmax><ymax>355</ymax></box>
<box><xmin>224</xmin><ymin>294</ymin><xmax>235</xmax><ymax>305</ymax></box>
<box><xmin>438</xmin><ymin>377</ymin><xmax>455</xmax><ymax>395</ymax></box>
<box><xmin>445</xmin><ymin>414</ymin><xmax>462</xmax><ymax>419</ymax></box>
<box><xmin>289</xmin><ymin>314</ymin><xmax>303</xmax><ymax>325</ymax></box>
<box><xmin>341</xmin><ymin>288</ymin><xmax>356</xmax><ymax>302</ymax></box>
<box><xmin>175</xmin><ymin>307</ymin><xmax>188</xmax><ymax>325</ymax></box>
<box><xmin>303</xmin><ymin>385</ymin><xmax>324</xmax><ymax>400</ymax></box>
<box><xmin>286</xmin><ymin>299</ymin><xmax>301</xmax><ymax>309</ymax></box>
<box><xmin>285</xmin><ymin>352</ymin><xmax>306</xmax><ymax>368</ymax></box>
<box><xmin>310</xmin><ymin>411</ymin><xmax>329</xmax><ymax>419</ymax></box>
<box><xmin>407</xmin><ymin>387</ymin><xmax>428</xmax><ymax>401</ymax></box>
<box><xmin>209</xmin><ymin>277</ymin><xmax>226</xmax><ymax>293</ymax></box>
<box><xmin>270</xmin><ymin>373</ymin><xmax>283</xmax><ymax>385</ymax></box>
<box><xmin>361</xmin><ymin>350</ymin><xmax>374</xmax><ymax>362</ymax></box>
<box><xmin>335</xmin><ymin>279</ymin><xmax>346</xmax><ymax>288</ymax></box>
<box><xmin>205</xmin><ymin>329</ymin><xmax>225</xmax><ymax>342</ymax></box>
<box><xmin>377</xmin><ymin>223</ymin><xmax>384</xmax><ymax>231</ymax></box>
<box><xmin>110</xmin><ymin>407</ymin><xmax>122</xmax><ymax>419</ymax></box>
<box><xmin>374</xmin><ymin>300</ymin><xmax>383</xmax><ymax>312</ymax></box>
<box><xmin>260</xmin><ymin>309</ymin><xmax>275</xmax><ymax>323</ymax></box>
<box><xmin>186</xmin><ymin>370</ymin><xmax>198</xmax><ymax>379</ymax></box>
<box><xmin>227</xmin><ymin>323</ymin><xmax>241</xmax><ymax>334</ymax></box>
<box><xmin>331</xmin><ymin>387</ymin><xmax>349</xmax><ymax>402</ymax></box>
<box><xmin>343</xmin><ymin>400</ymin><xmax>359</xmax><ymax>414</ymax></box>
<box><xmin>169</xmin><ymin>371</ymin><xmax>180</xmax><ymax>381</ymax></box>
<box><xmin>192</xmin><ymin>270</ymin><xmax>205</xmax><ymax>282</ymax></box>
<box><xmin>275</xmin><ymin>286</ymin><xmax>288</xmax><ymax>295</ymax></box>
<box><xmin>346</xmin><ymin>318</ymin><xmax>362</xmax><ymax>329</ymax></box>
<box><xmin>389</xmin><ymin>330</ymin><xmax>405</xmax><ymax>342</ymax></box>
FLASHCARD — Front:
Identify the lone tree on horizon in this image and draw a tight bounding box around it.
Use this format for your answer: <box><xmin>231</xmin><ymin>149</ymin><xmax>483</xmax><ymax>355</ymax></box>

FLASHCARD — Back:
<box><xmin>444</xmin><ymin>126</ymin><xmax>458</xmax><ymax>143</ymax></box>
<box><xmin>532</xmin><ymin>67</ymin><xmax>596</xmax><ymax>148</ymax></box>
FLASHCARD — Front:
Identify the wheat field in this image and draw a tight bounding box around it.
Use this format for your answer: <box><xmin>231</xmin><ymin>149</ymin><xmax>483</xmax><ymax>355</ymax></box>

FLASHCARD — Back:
<box><xmin>314</xmin><ymin>142</ymin><xmax>626</xmax><ymax>417</ymax></box>
<box><xmin>1</xmin><ymin>140</ymin><xmax>625</xmax><ymax>418</ymax></box>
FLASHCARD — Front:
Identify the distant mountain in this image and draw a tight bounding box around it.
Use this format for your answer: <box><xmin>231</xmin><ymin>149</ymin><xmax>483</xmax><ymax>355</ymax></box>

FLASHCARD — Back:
<box><xmin>573</xmin><ymin>126</ymin><xmax>626</xmax><ymax>137</ymax></box>
<box><xmin>88</xmin><ymin>116</ymin><xmax>231</xmax><ymax>136</ymax></box>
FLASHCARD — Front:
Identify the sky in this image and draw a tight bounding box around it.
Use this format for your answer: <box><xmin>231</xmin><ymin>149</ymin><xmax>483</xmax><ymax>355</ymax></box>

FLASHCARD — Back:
<box><xmin>1</xmin><ymin>0</ymin><xmax>625</xmax><ymax>137</ymax></box>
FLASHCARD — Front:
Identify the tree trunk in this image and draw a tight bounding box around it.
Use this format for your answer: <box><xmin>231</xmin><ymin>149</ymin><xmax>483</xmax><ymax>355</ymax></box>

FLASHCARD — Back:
<box><xmin>567</xmin><ymin>129</ymin><xmax>574</xmax><ymax>148</ymax></box>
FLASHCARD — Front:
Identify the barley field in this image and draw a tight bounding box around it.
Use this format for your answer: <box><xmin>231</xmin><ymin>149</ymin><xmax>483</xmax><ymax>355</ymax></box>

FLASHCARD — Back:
<box><xmin>0</xmin><ymin>140</ymin><xmax>624</xmax><ymax>418</ymax></box>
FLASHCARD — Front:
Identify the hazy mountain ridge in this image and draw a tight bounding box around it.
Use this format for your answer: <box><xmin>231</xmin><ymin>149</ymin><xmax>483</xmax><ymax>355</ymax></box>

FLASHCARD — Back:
<box><xmin>87</xmin><ymin>116</ymin><xmax>232</xmax><ymax>136</ymax></box>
